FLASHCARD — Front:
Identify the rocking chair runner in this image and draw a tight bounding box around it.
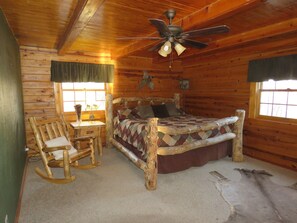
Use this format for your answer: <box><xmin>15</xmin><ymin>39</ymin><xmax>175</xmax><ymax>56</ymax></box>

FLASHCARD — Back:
<box><xmin>29</xmin><ymin>116</ymin><xmax>99</xmax><ymax>184</ymax></box>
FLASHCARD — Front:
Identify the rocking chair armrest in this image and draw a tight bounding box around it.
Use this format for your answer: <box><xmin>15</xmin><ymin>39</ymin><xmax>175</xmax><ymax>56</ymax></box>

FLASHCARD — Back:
<box><xmin>43</xmin><ymin>145</ymin><xmax>72</xmax><ymax>152</ymax></box>
<box><xmin>72</xmin><ymin>135</ymin><xmax>96</xmax><ymax>142</ymax></box>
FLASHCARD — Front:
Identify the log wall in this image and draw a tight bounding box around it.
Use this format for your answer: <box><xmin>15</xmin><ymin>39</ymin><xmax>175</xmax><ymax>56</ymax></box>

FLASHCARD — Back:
<box><xmin>182</xmin><ymin>40</ymin><xmax>297</xmax><ymax>171</ymax></box>
<box><xmin>21</xmin><ymin>46</ymin><xmax>182</xmax><ymax>156</ymax></box>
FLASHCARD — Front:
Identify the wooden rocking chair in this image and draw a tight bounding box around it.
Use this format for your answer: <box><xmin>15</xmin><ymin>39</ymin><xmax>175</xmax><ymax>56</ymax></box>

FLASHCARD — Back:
<box><xmin>29</xmin><ymin>116</ymin><xmax>99</xmax><ymax>184</ymax></box>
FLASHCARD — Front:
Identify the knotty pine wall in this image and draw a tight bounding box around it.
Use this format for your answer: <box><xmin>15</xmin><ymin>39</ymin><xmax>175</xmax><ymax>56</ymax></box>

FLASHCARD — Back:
<box><xmin>20</xmin><ymin>46</ymin><xmax>182</xmax><ymax>155</ymax></box>
<box><xmin>182</xmin><ymin>40</ymin><xmax>297</xmax><ymax>171</ymax></box>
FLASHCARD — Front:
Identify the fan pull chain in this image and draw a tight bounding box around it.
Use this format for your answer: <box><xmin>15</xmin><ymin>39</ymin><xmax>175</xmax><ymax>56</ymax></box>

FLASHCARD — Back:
<box><xmin>169</xmin><ymin>51</ymin><xmax>173</xmax><ymax>70</ymax></box>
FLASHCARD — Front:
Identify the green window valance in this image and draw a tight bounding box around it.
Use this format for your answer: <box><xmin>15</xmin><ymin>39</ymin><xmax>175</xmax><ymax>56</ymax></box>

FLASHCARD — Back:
<box><xmin>247</xmin><ymin>54</ymin><xmax>297</xmax><ymax>82</ymax></box>
<box><xmin>50</xmin><ymin>61</ymin><xmax>114</xmax><ymax>83</ymax></box>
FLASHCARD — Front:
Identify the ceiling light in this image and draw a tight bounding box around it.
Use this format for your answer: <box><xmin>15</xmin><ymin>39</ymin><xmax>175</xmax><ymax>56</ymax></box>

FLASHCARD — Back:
<box><xmin>174</xmin><ymin>42</ymin><xmax>186</xmax><ymax>56</ymax></box>
<box><xmin>158</xmin><ymin>41</ymin><xmax>172</xmax><ymax>57</ymax></box>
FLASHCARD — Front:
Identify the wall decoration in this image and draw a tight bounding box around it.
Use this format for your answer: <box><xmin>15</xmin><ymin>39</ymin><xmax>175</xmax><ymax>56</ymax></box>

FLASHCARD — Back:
<box><xmin>179</xmin><ymin>79</ymin><xmax>189</xmax><ymax>90</ymax></box>
<box><xmin>139</xmin><ymin>70</ymin><xmax>154</xmax><ymax>90</ymax></box>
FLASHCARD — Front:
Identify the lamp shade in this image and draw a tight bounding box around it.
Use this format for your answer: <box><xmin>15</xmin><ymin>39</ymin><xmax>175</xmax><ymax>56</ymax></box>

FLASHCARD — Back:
<box><xmin>158</xmin><ymin>48</ymin><xmax>168</xmax><ymax>57</ymax></box>
<box><xmin>158</xmin><ymin>41</ymin><xmax>172</xmax><ymax>57</ymax></box>
<box><xmin>174</xmin><ymin>42</ymin><xmax>186</xmax><ymax>56</ymax></box>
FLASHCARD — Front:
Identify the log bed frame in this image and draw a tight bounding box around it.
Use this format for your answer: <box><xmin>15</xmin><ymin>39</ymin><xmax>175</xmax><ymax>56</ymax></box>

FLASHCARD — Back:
<box><xmin>105</xmin><ymin>93</ymin><xmax>245</xmax><ymax>190</ymax></box>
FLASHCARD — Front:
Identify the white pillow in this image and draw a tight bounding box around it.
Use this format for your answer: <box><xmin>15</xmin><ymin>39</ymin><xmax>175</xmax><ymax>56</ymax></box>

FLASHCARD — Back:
<box><xmin>44</xmin><ymin>136</ymin><xmax>77</xmax><ymax>160</ymax></box>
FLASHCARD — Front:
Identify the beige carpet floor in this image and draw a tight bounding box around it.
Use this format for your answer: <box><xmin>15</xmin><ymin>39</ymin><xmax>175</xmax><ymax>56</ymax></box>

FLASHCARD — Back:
<box><xmin>18</xmin><ymin>148</ymin><xmax>297</xmax><ymax>223</ymax></box>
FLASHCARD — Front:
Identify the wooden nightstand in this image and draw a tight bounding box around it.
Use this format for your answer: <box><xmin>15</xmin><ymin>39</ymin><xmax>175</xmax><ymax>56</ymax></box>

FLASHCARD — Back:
<box><xmin>70</xmin><ymin>121</ymin><xmax>105</xmax><ymax>156</ymax></box>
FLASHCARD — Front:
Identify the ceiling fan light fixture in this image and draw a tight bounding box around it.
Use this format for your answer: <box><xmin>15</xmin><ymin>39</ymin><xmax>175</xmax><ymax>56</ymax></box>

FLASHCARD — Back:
<box><xmin>174</xmin><ymin>42</ymin><xmax>186</xmax><ymax>56</ymax></box>
<box><xmin>158</xmin><ymin>48</ymin><xmax>168</xmax><ymax>57</ymax></box>
<box><xmin>158</xmin><ymin>41</ymin><xmax>172</xmax><ymax>57</ymax></box>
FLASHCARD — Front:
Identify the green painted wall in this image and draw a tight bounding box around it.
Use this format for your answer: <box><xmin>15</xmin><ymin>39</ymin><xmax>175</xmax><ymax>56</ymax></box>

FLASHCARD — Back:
<box><xmin>0</xmin><ymin>10</ymin><xmax>26</xmax><ymax>223</ymax></box>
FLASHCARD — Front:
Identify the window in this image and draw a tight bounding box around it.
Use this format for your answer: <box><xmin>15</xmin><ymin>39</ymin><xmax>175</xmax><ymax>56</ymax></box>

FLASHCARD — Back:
<box><xmin>59</xmin><ymin>82</ymin><xmax>105</xmax><ymax>112</ymax></box>
<box><xmin>253</xmin><ymin>79</ymin><xmax>297</xmax><ymax>120</ymax></box>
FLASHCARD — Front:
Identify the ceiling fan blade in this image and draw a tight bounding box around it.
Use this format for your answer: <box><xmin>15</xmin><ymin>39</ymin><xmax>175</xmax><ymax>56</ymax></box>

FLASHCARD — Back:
<box><xmin>116</xmin><ymin>36</ymin><xmax>163</xmax><ymax>40</ymax></box>
<box><xmin>149</xmin><ymin>19</ymin><xmax>172</xmax><ymax>37</ymax></box>
<box><xmin>179</xmin><ymin>39</ymin><xmax>208</xmax><ymax>49</ymax></box>
<box><xmin>148</xmin><ymin>40</ymin><xmax>166</xmax><ymax>52</ymax></box>
<box><xmin>180</xmin><ymin>25</ymin><xmax>230</xmax><ymax>38</ymax></box>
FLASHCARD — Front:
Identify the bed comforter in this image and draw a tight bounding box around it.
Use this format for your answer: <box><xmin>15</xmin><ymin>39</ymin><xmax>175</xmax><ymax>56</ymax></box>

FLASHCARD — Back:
<box><xmin>114</xmin><ymin>114</ymin><xmax>234</xmax><ymax>159</ymax></box>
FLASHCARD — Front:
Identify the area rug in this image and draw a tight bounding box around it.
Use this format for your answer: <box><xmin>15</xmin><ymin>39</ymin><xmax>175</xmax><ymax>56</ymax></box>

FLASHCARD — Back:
<box><xmin>211</xmin><ymin>169</ymin><xmax>297</xmax><ymax>223</ymax></box>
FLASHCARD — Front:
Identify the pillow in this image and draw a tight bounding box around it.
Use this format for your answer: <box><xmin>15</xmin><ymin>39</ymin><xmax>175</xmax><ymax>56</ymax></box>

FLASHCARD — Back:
<box><xmin>117</xmin><ymin>108</ymin><xmax>140</xmax><ymax>120</ymax></box>
<box><xmin>165</xmin><ymin>103</ymin><xmax>182</xmax><ymax>116</ymax></box>
<box><xmin>152</xmin><ymin>104</ymin><xmax>170</xmax><ymax>118</ymax></box>
<box><xmin>44</xmin><ymin>136</ymin><xmax>77</xmax><ymax>160</ymax></box>
<box><xmin>137</xmin><ymin>105</ymin><xmax>154</xmax><ymax>118</ymax></box>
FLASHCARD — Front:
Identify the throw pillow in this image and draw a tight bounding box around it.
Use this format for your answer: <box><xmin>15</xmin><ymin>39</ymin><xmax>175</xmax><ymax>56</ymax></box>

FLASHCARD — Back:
<box><xmin>165</xmin><ymin>103</ymin><xmax>182</xmax><ymax>116</ymax></box>
<box><xmin>137</xmin><ymin>105</ymin><xmax>154</xmax><ymax>118</ymax></box>
<box><xmin>152</xmin><ymin>104</ymin><xmax>170</xmax><ymax>118</ymax></box>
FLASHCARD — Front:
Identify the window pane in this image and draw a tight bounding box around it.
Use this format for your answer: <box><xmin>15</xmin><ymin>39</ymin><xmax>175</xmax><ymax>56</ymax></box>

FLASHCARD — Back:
<box><xmin>260</xmin><ymin>103</ymin><xmax>272</xmax><ymax>116</ymax></box>
<box><xmin>74</xmin><ymin>83</ymin><xmax>86</xmax><ymax>89</ymax></box>
<box><xmin>275</xmin><ymin>80</ymin><xmax>291</xmax><ymax>90</ymax></box>
<box><xmin>288</xmin><ymin>92</ymin><xmax>297</xmax><ymax>105</ymax></box>
<box><xmin>84</xmin><ymin>82</ymin><xmax>105</xmax><ymax>90</ymax></box>
<box><xmin>262</xmin><ymin>80</ymin><xmax>275</xmax><ymax>90</ymax></box>
<box><xmin>62</xmin><ymin>83</ymin><xmax>73</xmax><ymax>89</ymax></box>
<box><xmin>60</xmin><ymin>82</ymin><xmax>105</xmax><ymax>113</ymax></box>
<box><xmin>273</xmin><ymin>92</ymin><xmax>288</xmax><ymax>104</ymax></box>
<box><xmin>98</xmin><ymin>101</ymin><xmax>106</xmax><ymax>110</ymax></box>
<box><xmin>75</xmin><ymin>91</ymin><xmax>85</xmax><ymax>101</ymax></box>
<box><xmin>287</xmin><ymin>106</ymin><xmax>297</xmax><ymax>119</ymax></box>
<box><xmin>86</xmin><ymin>91</ymin><xmax>95</xmax><ymax>100</ymax></box>
<box><xmin>96</xmin><ymin>91</ymin><xmax>105</xmax><ymax>100</ymax></box>
<box><xmin>64</xmin><ymin>102</ymin><xmax>75</xmax><ymax>112</ymax></box>
<box><xmin>63</xmin><ymin>91</ymin><xmax>74</xmax><ymax>101</ymax></box>
<box><xmin>286</xmin><ymin>80</ymin><xmax>297</xmax><ymax>90</ymax></box>
<box><xmin>260</xmin><ymin>91</ymin><xmax>273</xmax><ymax>103</ymax></box>
<box><xmin>272</xmin><ymin>105</ymin><xmax>286</xmax><ymax>118</ymax></box>
<box><xmin>97</xmin><ymin>83</ymin><xmax>105</xmax><ymax>90</ymax></box>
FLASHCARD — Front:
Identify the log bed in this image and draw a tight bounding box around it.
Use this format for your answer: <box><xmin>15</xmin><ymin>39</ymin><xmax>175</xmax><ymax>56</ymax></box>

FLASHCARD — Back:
<box><xmin>105</xmin><ymin>93</ymin><xmax>245</xmax><ymax>190</ymax></box>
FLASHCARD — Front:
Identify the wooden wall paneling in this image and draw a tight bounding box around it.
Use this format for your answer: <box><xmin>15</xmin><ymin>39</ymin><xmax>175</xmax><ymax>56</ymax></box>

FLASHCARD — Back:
<box><xmin>182</xmin><ymin>40</ymin><xmax>297</xmax><ymax>171</ymax></box>
<box><xmin>21</xmin><ymin>47</ymin><xmax>183</xmax><ymax>155</ymax></box>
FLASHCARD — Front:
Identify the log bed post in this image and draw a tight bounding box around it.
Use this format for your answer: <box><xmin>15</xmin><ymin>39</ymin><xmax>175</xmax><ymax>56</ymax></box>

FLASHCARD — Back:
<box><xmin>105</xmin><ymin>93</ymin><xmax>113</xmax><ymax>149</ymax></box>
<box><xmin>232</xmin><ymin>109</ymin><xmax>246</xmax><ymax>162</ymax></box>
<box><xmin>144</xmin><ymin>117</ymin><xmax>158</xmax><ymax>190</ymax></box>
<box><xmin>174</xmin><ymin>93</ymin><xmax>181</xmax><ymax>109</ymax></box>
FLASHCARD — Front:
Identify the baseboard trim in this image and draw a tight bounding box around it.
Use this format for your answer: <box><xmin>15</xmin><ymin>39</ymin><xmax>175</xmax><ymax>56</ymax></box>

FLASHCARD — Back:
<box><xmin>14</xmin><ymin>156</ymin><xmax>29</xmax><ymax>223</ymax></box>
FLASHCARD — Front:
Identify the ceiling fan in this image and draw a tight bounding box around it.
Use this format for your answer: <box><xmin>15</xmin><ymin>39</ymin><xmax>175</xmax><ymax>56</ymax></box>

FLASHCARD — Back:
<box><xmin>117</xmin><ymin>9</ymin><xmax>230</xmax><ymax>57</ymax></box>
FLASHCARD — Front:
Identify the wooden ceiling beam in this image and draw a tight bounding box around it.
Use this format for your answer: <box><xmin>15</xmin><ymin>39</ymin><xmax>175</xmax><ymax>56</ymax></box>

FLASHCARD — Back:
<box><xmin>157</xmin><ymin>16</ymin><xmax>297</xmax><ymax>63</ymax></box>
<box><xmin>57</xmin><ymin>0</ymin><xmax>105</xmax><ymax>55</ymax></box>
<box><xmin>114</xmin><ymin>0</ymin><xmax>264</xmax><ymax>59</ymax></box>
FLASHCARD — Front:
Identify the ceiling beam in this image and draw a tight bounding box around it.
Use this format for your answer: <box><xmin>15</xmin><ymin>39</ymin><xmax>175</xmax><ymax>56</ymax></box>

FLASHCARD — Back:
<box><xmin>156</xmin><ymin>16</ymin><xmax>297</xmax><ymax>63</ymax></box>
<box><xmin>57</xmin><ymin>0</ymin><xmax>106</xmax><ymax>55</ymax></box>
<box><xmin>114</xmin><ymin>0</ymin><xmax>265</xmax><ymax>59</ymax></box>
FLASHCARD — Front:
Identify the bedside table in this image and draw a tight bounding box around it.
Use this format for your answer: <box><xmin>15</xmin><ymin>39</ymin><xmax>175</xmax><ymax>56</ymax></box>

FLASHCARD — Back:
<box><xmin>70</xmin><ymin>121</ymin><xmax>105</xmax><ymax>156</ymax></box>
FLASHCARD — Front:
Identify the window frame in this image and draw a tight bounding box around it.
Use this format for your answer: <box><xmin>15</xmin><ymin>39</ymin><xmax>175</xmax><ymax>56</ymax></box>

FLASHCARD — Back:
<box><xmin>249</xmin><ymin>82</ymin><xmax>297</xmax><ymax>124</ymax></box>
<box><xmin>54</xmin><ymin>82</ymin><xmax>107</xmax><ymax>117</ymax></box>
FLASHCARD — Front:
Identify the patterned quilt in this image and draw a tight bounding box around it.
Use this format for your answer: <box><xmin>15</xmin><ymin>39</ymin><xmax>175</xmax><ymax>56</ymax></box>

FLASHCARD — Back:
<box><xmin>114</xmin><ymin>114</ymin><xmax>234</xmax><ymax>159</ymax></box>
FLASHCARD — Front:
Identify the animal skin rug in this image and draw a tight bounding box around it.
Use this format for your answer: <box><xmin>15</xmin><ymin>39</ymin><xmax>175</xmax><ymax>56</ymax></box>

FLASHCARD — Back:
<box><xmin>211</xmin><ymin>169</ymin><xmax>297</xmax><ymax>223</ymax></box>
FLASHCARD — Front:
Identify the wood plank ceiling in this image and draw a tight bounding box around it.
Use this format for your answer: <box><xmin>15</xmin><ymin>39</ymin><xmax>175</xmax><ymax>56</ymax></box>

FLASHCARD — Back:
<box><xmin>1</xmin><ymin>0</ymin><xmax>297</xmax><ymax>59</ymax></box>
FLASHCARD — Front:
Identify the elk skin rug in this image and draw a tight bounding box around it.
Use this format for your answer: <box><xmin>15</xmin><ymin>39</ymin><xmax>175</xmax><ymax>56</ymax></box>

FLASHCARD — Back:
<box><xmin>213</xmin><ymin>169</ymin><xmax>297</xmax><ymax>223</ymax></box>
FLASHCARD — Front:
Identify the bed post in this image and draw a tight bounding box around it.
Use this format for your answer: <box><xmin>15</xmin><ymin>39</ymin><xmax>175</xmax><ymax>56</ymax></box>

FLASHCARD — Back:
<box><xmin>174</xmin><ymin>93</ymin><xmax>180</xmax><ymax>109</ymax></box>
<box><xmin>145</xmin><ymin>117</ymin><xmax>158</xmax><ymax>190</ymax></box>
<box><xmin>105</xmin><ymin>93</ymin><xmax>113</xmax><ymax>149</ymax></box>
<box><xmin>232</xmin><ymin>109</ymin><xmax>245</xmax><ymax>162</ymax></box>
